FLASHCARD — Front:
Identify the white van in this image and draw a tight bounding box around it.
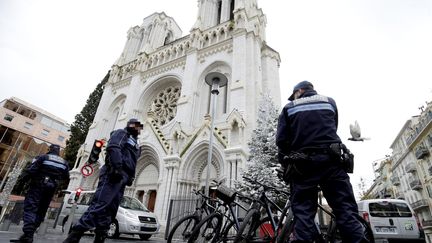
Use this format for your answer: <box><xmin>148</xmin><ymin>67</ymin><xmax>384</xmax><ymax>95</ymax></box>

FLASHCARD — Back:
<box><xmin>59</xmin><ymin>190</ymin><xmax>160</xmax><ymax>240</ymax></box>
<box><xmin>357</xmin><ymin>199</ymin><xmax>425</xmax><ymax>242</ymax></box>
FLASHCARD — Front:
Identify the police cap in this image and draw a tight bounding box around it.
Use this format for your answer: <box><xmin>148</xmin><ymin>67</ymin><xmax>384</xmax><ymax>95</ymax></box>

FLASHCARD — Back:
<box><xmin>288</xmin><ymin>81</ymin><xmax>314</xmax><ymax>101</ymax></box>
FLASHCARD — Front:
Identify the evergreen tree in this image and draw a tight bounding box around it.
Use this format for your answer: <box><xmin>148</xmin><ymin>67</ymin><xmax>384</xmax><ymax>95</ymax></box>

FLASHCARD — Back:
<box><xmin>235</xmin><ymin>92</ymin><xmax>286</xmax><ymax>200</ymax></box>
<box><xmin>64</xmin><ymin>71</ymin><xmax>109</xmax><ymax>169</ymax></box>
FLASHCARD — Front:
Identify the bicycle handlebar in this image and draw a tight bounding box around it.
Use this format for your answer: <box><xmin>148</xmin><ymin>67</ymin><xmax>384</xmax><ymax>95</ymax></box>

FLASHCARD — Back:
<box><xmin>242</xmin><ymin>176</ymin><xmax>290</xmax><ymax>196</ymax></box>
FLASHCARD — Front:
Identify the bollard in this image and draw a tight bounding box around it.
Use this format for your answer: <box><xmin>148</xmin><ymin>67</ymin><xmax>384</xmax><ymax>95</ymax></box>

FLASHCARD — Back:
<box><xmin>0</xmin><ymin>218</ymin><xmax>12</xmax><ymax>231</ymax></box>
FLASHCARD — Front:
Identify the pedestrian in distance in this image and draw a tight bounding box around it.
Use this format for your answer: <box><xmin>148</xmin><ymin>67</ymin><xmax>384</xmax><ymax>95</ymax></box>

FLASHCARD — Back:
<box><xmin>10</xmin><ymin>144</ymin><xmax>70</xmax><ymax>243</ymax></box>
<box><xmin>276</xmin><ymin>81</ymin><xmax>368</xmax><ymax>243</ymax></box>
<box><xmin>63</xmin><ymin>118</ymin><xmax>143</xmax><ymax>243</ymax></box>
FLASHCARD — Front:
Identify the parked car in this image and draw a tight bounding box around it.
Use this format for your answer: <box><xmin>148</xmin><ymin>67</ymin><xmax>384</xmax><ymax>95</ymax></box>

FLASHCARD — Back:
<box><xmin>357</xmin><ymin>199</ymin><xmax>425</xmax><ymax>242</ymax></box>
<box><xmin>59</xmin><ymin>190</ymin><xmax>160</xmax><ymax>240</ymax></box>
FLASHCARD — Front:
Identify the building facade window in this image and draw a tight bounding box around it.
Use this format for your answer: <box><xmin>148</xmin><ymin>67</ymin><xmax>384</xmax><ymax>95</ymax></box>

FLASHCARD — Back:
<box><xmin>4</xmin><ymin>114</ymin><xmax>14</xmax><ymax>122</ymax></box>
<box><xmin>58</xmin><ymin>135</ymin><xmax>65</xmax><ymax>142</ymax></box>
<box><xmin>41</xmin><ymin>129</ymin><xmax>50</xmax><ymax>136</ymax></box>
<box><xmin>24</xmin><ymin>122</ymin><xmax>33</xmax><ymax>130</ymax></box>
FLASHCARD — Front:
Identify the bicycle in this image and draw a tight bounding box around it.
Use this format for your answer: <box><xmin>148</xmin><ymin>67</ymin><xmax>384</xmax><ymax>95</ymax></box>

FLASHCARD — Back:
<box><xmin>187</xmin><ymin>182</ymin><xmax>250</xmax><ymax>243</ymax></box>
<box><xmin>234</xmin><ymin>176</ymin><xmax>292</xmax><ymax>243</ymax></box>
<box><xmin>235</xmin><ymin>177</ymin><xmax>374</xmax><ymax>243</ymax></box>
<box><xmin>167</xmin><ymin>189</ymin><xmax>219</xmax><ymax>242</ymax></box>
<box><xmin>276</xmin><ymin>189</ymin><xmax>375</xmax><ymax>243</ymax></box>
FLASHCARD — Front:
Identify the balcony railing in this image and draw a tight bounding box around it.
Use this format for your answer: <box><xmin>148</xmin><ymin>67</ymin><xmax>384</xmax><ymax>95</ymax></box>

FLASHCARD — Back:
<box><xmin>405</xmin><ymin>163</ymin><xmax>417</xmax><ymax>173</ymax></box>
<box><xmin>409</xmin><ymin>178</ymin><xmax>422</xmax><ymax>190</ymax></box>
<box><xmin>423</xmin><ymin>220</ymin><xmax>432</xmax><ymax>228</ymax></box>
<box><xmin>394</xmin><ymin>192</ymin><xmax>404</xmax><ymax>199</ymax></box>
<box><xmin>411</xmin><ymin>199</ymin><xmax>429</xmax><ymax>211</ymax></box>
<box><xmin>390</xmin><ymin>175</ymin><xmax>400</xmax><ymax>185</ymax></box>
<box><xmin>416</xmin><ymin>147</ymin><xmax>430</xmax><ymax>160</ymax></box>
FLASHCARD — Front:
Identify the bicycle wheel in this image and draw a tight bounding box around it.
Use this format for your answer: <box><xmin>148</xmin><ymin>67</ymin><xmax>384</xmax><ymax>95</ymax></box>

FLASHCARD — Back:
<box><xmin>167</xmin><ymin>215</ymin><xmax>200</xmax><ymax>243</ymax></box>
<box><xmin>275</xmin><ymin>209</ymin><xmax>294</xmax><ymax>243</ymax></box>
<box><xmin>235</xmin><ymin>209</ymin><xmax>274</xmax><ymax>243</ymax></box>
<box><xmin>188</xmin><ymin>213</ymin><xmax>223</xmax><ymax>243</ymax></box>
<box><xmin>220</xmin><ymin>218</ymin><xmax>242</xmax><ymax>243</ymax></box>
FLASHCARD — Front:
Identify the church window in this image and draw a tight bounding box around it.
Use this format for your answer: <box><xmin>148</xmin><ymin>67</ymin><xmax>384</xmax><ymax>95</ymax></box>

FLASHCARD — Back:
<box><xmin>149</xmin><ymin>86</ymin><xmax>181</xmax><ymax>126</ymax></box>
<box><xmin>230</xmin><ymin>0</ymin><xmax>235</xmax><ymax>20</ymax></box>
<box><xmin>217</xmin><ymin>0</ymin><xmax>222</xmax><ymax>24</ymax></box>
<box><xmin>164</xmin><ymin>32</ymin><xmax>172</xmax><ymax>45</ymax></box>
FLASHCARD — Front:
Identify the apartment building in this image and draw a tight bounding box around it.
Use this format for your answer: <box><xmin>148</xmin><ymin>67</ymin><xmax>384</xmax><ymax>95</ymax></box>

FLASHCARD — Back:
<box><xmin>0</xmin><ymin>97</ymin><xmax>70</xmax><ymax>188</ymax></box>
<box><xmin>369</xmin><ymin>101</ymin><xmax>432</xmax><ymax>242</ymax></box>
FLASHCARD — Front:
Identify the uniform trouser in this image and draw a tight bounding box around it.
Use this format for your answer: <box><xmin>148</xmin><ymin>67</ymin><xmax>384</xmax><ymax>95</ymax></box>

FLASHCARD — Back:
<box><xmin>23</xmin><ymin>178</ymin><xmax>56</xmax><ymax>235</ymax></box>
<box><xmin>72</xmin><ymin>166</ymin><xmax>128</xmax><ymax>232</ymax></box>
<box><xmin>290</xmin><ymin>154</ymin><xmax>364</xmax><ymax>243</ymax></box>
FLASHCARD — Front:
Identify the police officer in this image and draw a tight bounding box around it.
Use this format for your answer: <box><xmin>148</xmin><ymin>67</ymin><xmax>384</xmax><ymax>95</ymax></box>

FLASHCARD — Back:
<box><xmin>276</xmin><ymin>81</ymin><xmax>367</xmax><ymax>243</ymax></box>
<box><xmin>63</xmin><ymin>118</ymin><xmax>143</xmax><ymax>243</ymax></box>
<box><xmin>10</xmin><ymin>144</ymin><xmax>70</xmax><ymax>243</ymax></box>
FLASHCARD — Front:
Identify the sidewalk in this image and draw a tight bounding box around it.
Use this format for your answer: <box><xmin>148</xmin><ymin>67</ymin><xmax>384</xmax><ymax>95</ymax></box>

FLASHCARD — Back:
<box><xmin>0</xmin><ymin>220</ymin><xmax>166</xmax><ymax>242</ymax></box>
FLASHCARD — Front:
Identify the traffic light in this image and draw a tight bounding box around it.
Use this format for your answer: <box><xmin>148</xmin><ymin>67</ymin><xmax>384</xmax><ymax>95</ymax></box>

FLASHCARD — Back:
<box><xmin>74</xmin><ymin>187</ymin><xmax>83</xmax><ymax>201</ymax></box>
<box><xmin>88</xmin><ymin>139</ymin><xmax>104</xmax><ymax>164</ymax></box>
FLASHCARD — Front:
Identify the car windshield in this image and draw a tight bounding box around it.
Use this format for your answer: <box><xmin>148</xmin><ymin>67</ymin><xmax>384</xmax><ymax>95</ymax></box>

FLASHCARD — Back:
<box><xmin>120</xmin><ymin>196</ymin><xmax>148</xmax><ymax>211</ymax></box>
<box><xmin>369</xmin><ymin>201</ymin><xmax>412</xmax><ymax>217</ymax></box>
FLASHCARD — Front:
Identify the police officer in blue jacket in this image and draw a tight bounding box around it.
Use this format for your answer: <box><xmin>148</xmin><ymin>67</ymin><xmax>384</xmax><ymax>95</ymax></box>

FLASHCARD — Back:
<box><xmin>63</xmin><ymin>118</ymin><xmax>143</xmax><ymax>243</ymax></box>
<box><xmin>10</xmin><ymin>144</ymin><xmax>69</xmax><ymax>243</ymax></box>
<box><xmin>276</xmin><ymin>81</ymin><xmax>367</xmax><ymax>243</ymax></box>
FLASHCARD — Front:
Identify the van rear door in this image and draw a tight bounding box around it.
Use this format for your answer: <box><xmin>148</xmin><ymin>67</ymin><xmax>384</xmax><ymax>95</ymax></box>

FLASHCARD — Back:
<box><xmin>368</xmin><ymin>201</ymin><xmax>419</xmax><ymax>240</ymax></box>
<box><xmin>391</xmin><ymin>201</ymin><xmax>419</xmax><ymax>239</ymax></box>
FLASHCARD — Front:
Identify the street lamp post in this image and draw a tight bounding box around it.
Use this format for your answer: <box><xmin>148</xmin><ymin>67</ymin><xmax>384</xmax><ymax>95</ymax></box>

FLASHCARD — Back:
<box><xmin>204</xmin><ymin>72</ymin><xmax>228</xmax><ymax>197</ymax></box>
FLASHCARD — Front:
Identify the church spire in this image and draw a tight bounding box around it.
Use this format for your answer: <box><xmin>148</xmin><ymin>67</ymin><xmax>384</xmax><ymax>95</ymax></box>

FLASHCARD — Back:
<box><xmin>192</xmin><ymin>0</ymin><xmax>237</xmax><ymax>30</ymax></box>
<box><xmin>192</xmin><ymin>0</ymin><xmax>262</xmax><ymax>31</ymax></box>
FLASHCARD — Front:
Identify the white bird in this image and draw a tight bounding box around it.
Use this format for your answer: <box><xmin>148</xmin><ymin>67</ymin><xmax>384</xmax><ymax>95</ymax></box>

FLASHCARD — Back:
<box><xmin>348</xmin><ymin>121</ymin><xmax>370</xmax><ymax>141</ymax></box>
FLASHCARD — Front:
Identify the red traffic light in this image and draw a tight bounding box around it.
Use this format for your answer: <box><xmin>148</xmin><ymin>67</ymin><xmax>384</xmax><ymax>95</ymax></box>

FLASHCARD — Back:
<box><xmin>95</xmin><ymin>140</ymin><xmax>104</xmax><ymax>148</ymax></box>
<box><xmin>88</xmin><ymin>139</ymin><xmax>104</xmax><ymax>164</ymax></box>
<box><xmin>74</xmin><ymin>187</ymin><xmax>83</xmax><ymax>201</ymax></box>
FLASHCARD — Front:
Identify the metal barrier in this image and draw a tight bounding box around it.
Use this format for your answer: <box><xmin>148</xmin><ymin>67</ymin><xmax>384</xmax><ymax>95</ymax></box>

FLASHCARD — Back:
<box><xmin>164</xmin><ymin>196</ymin><xmax>200</xmax><ymax>240</ymax></box>
<box><xmin>0</xmin><ymin>200</ymin><xmax>61</xmax><ymax>231</ymax></box>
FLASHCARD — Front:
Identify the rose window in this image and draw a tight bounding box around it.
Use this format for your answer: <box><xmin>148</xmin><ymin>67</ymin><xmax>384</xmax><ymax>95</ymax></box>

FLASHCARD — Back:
<box><xmin>149</xmin><ymin>86</ymin><xmax>181</xmax><ymax>126</ymax></box>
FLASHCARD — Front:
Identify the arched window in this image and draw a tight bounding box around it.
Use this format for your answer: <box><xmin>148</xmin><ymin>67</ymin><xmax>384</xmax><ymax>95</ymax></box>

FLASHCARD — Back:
<box><xmin>230</xmin><ymin>0</ymin><xmax>235</xmax><ymax>20</ymax></box>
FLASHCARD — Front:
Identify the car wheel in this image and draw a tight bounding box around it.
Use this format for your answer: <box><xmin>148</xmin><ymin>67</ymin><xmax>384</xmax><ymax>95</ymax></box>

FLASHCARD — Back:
<box><xmin>107</xmin><ymin>220</ymin><xmax>120</xmax><ymax>239</ymax></box>
<box><xmin>139</xmin><ymin>234</ymin><xmax>151</xmax><ymax>240</ymax></box>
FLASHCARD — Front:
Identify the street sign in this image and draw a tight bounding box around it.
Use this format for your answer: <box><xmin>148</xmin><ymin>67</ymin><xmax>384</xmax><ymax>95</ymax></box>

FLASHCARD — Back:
<box><xmin>81</xmin><ymin>164</ymin><xmax>94</xmax><ymax>177</ymax></box>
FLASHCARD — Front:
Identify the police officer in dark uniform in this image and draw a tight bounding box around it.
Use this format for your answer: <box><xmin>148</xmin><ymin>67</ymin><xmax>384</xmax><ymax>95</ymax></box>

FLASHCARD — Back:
<box><xmin>276</xmin><ymin>81</ymin><xmax>367</xmax><ymax>243</ymax></box>
<box><xmin>10</xmin><ymin>144</ymin><xmax>69</xmax><ymax>243</ymax></box>
<box><xmin>63</xmin><ymin>118</ymin><xmax>143</xmax><ymax>243</ymax></box>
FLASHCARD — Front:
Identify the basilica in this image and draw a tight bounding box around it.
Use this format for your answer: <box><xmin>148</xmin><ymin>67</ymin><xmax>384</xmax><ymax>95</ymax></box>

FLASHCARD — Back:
<box><xmin>67</xmin><ymin>0</ymin><xmax>281</xmax><ymax>225</ymax></box>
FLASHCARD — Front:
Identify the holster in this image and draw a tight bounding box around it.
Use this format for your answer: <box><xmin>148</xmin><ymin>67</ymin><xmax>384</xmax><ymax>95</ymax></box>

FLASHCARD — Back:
<box><xmin>279</xmin><ymin>152</ymin><xmax>309</xmax><ymax>182</ymax></box>
<box><xmin>329</xmin><ymin>143</ymin><xmax>354</xmax><ymax>173</ymax></box>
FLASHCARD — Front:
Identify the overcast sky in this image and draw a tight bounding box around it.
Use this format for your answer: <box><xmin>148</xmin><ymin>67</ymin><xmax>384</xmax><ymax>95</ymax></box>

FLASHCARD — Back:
<box><xmin>1</xmin><ymin>0</ymin><xmax>431</xmax><ymax>197</ymax></box>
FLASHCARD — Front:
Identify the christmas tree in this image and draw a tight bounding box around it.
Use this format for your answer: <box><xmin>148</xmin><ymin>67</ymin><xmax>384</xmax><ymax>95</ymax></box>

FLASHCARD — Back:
<box><xmin>236</xmin><ymin>92</ymin><xmax>286</xmax><ymax>200</ymax></box>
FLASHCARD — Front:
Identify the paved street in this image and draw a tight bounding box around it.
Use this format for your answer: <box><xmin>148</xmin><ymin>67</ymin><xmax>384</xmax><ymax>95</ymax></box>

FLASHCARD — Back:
<box><xmin>0</xmin><ymin>222</ymin><xmax>166</xmax><ymax>243</ymax></box>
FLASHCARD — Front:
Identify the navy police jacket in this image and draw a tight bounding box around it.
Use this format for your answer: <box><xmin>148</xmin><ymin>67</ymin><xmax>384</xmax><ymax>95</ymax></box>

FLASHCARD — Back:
<box><xmin>27</xmin><ymin>153</ymin><xmax>69</xmax><ymax>181</ymax></box>
<box><xmin>276</xmin><ymin>90</ymin><xmax>342</xmax><ymax>158</ymax></box>
<box><xmin>106</xmin><ymin>129</ymin><xmax>141</xmax><ymax>177</ymax></box>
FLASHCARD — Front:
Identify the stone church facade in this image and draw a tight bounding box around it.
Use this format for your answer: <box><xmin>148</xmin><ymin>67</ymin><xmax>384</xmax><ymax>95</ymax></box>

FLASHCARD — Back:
<box><xmin>67</xmin><ymin>0</ymin><xmax>281</xmax><ymax>224</ymax></box>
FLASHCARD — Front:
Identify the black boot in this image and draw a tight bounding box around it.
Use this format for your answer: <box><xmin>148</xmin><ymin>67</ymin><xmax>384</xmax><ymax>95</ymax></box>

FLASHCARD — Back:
<box><xmin>93</xmin><ymin>230</ymin><xmax>107</xmax><ymax>243</ymax></box>
<box><xmin>10</xmin><ymin>233</ymin><xmax>33</xmax><ymax>243</ymax></box>
<box><xmin>63</xmin><ymin>229</ymin><xmax>84</xmax><ymax>243</ymax></box>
